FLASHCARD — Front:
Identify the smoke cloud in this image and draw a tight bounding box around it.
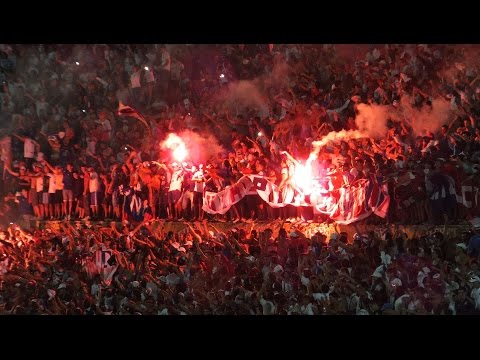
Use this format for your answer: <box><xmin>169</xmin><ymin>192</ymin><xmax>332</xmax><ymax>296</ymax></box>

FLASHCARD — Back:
<box><xmin>222</xmin><ymin>81</ymin><xmax>269</xmax><ymax>117</ymax></box>
<box><xmin>309</xmin><ymin>95</ymin><xmax>453</xmax><ymax>159</ymax></box>
<box><xmin>398</xmin><ymin>95</ymin><xmax>452</xmax><ymax>136</ymax></box>
<box><xmin>214</xmin><ymin>56</ymin><xmax>291</xmax><ymax>118</ymax></box>
<box><xmin>355</xmin><ymin>103</ymin><xmax>391</xmax><ymax>139</ymax></box>
<box><xmin>161</xmin><ymin>130</ymin><xmax>226</xmax><ymax>166</ymax></box>
<box><xmin>310</xmin><ymin>130</ymin><xmax>364</xmax><ymax>158</ymax></box>
<box><xmin>353</xmin><ymin>95</ymin><xmax>452</xmax><ymax>139</ymax></box>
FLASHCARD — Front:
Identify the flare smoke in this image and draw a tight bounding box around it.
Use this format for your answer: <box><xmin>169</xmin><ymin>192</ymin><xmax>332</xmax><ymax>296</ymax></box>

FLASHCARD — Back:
<box><xmin>161</xmin><ymin>130</ymin><xmax>226</xmax><ymax>165</ymax></box>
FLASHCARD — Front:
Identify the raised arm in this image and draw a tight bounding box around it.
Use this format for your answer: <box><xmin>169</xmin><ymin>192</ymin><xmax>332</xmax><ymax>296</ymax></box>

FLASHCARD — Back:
<box><xmin>152</xmin><ymin>161</ymin><xmax>170</xmax><ymax>174</ymax></box>
<box><xmin>183</xmin><ymin>221</ymin><xmax>203</xmax><ymax>243</ymax></box>
<box><xmin>125</xmin><ymin>149</ymin><xmax>137</xmax><ymax>172</ymax></box>
<box><xmin>4</xmin><ymin>162</ymin><xmax>19</xmax><ymax>177</ymax></box>
<box><xmin>12</xmin><ymin>133</ymin><xmax>26</xmax><ymax>142</ymax></box>
<box><xmin>129</xmin><ymin>220</ymin><xmax>146</xmax><ymax>238</ymax></box>
<box><xmin>246</xmin><ymin>137</ymin><xmax>265</xmax><ymax>156</ymax></box>
<box><xmin>96</xmin><ymin>157</ymin><xmax>107</xmax><ymax>172</ymax></box>
<box><xmin>280</xmin><ymin>150</ymin><xmax>300</xmax><ymax>166</ymax></box>
<box><xmin>41</xmin><ymin>159</ymin><xmax>55</xmax><ymax>173</ymax></box>
<box><xmin>24</xmin><ymin>92</ymin><xmax>39</xmax><ymax>104</ymax></box>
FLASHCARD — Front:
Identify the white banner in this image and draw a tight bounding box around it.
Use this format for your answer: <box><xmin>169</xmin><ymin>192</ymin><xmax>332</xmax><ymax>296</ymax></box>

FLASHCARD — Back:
<box><xmin>202</xmin><ymin>174</ymin><xmax>390</xmax><ymax>225</ymax></box>
<box><xmin>203</xmin><ymin>175</ymin><xmax>300</xmax><ymax>214</ymax></box>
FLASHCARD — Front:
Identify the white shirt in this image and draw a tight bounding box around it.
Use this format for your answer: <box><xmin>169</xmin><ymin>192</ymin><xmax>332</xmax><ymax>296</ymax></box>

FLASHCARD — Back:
<box><xmin>347</xmin><ymin>293</ymin><xmax>360</xmax><ymax>312</ymax></box>
<box><xmin>36</xmin><ymin>175</ymin><xmax>44</xmax><ymax>192</ymax></box>
<box><xmin>133</xmin><ymin>53</ymin><xmax>143</xmax><ymax>66</ymax></box>
<box><xmin>408</xmin><ymin>299</ymin><xmax>421</xmax><ymax>312</ymax></box>
<box><xmin>313</xmin><ymin>292</ymin><xmax>330</xmax><ymax>301</ymax></box>
<box><xmin>192</xmin><ymin>170</ymin><xmax>205</xmax><ymax>193</ymax></box>
<box><xmin>471</xmin><ymin>287</ymin><xmax>480</xmax><ymax>309</ymax></box>
<box><xmin>146</xmin><ymin>281</ymin><xmax>158</xmax><ymax>301</ymax></box>
<box><xmin>55</xmin><ymin>173</ymin><xmax>64</xmax><ymax>190</ymax></box>
<box><xmin>161</xmin><ymin>51</ymin><xmax>171</xmax><ymax>71</ymax></box>
<box><xmin>380</xmin><ymin>251</ymin><xmax>392</xmax><ymax>266</ymax></box>
<box><xmin>116</xmin><ymin>87</ymin><xmax>130</xmax><ymax>104</ymax></box>
<box><xmin>28</xmin><ymin>81</ymin><xmax>41</xmax><ymax>96</ymax></box>
<box><xmin>169</xmin><ymin>170</ymin><xmax>183</xmax><ymax>192</ymax></box>
<box><xmin>35</xmin><ymin>100</ymin><xmax>49</xmax><ymax>116</ymax></box>
<box><xmin>300</xmin><ymin>303</ymin><xmax>316</xmax><ymax>315</ymax></box>
<box><xmin>300</xmin><ymin>275</ymin><xmax>310</xmax><ymax>287</ymax></box>
<box><xmin>171</xmin><ymin>60</ymin><xmax>184</xmax><ymax>81</ymax></box>
<box><xmin>89</xmin><ymin>171</ymin><xmax>100</xmax><ymax>192</ymax></box>
<box><xmin>124</xmin><ymin>58</ymin><xmax>133</xmax><ymax>73</ymax></box>
<box><xmin>130</xmin><ymin>70</ymin><xmax>142</xmax><ymax>88</ymax></box>
<box><xmin>87</xmin><ymin>138</ymin><xmax>96</xmax><ymax>155</ymax></box>
<box><xmin>417</xmin><ymin>271</ymin><xmax>428</xmax><ymax>288</ymax></box>
<box><xmin>282</xmin><ymin>280</ymin><xmax>293</xmax><ymax>294</ymax></box>
<box><xmin>159</xmin><ymin>308</ymin><xmax>169</xmax><ymax>315</ymax></box>
<box><xmin>47</xmin><ymin>173</ymin><xmax>57</xmax><ymax>194</ymax></box>
<box><xmin>444</xmin><ymin>281</ymin><xmax>459</xmax><ymax>299</ymax></box>
<box><xmin>259</xmin><ymin>297</ymin><xmax>276</xmax><ymax>315</ymax></box>
<box><xmin>98</xmin><ymin>119</ymin><xmax>112</xmax><ymax>133</ymax></box>
<box><xmin>394</xmin><ymin>294</ymin><xmax>410</xmax><ymax>311</ymax></box>
<box><xmin>288</xmin><ymin>303</ymin><xmax>302</xmax><ymax>315</ymax></box>
<box><xmin>166</xmin><ymin>273</ymin><xmax>180</xmax><ymax>285</ymax></box>
<box><xmin>91</xmin><ymin>283</ymin><xmax>100</xmax><ymax>297</ymax></box>
<box><xmin>146</xmin><ymin>52</ymin><xmax>157</xmax><ymax>64</ymax></box>
<box><xmin>144</xmin><ymin>69</ymin><xmax>155</xmax><ymax>83</ymax></box>
<box><xmin>24</xmin><ymin>138</ymin><xmax>36</xmax><ymax>158</ymax></box>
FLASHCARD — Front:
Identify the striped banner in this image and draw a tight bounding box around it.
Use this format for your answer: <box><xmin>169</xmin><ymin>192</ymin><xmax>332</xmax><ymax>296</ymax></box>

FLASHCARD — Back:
<box><xmin>203</xmin><ymin>174</ymin><xmax>390</xmax><ymax>224</ymax></box>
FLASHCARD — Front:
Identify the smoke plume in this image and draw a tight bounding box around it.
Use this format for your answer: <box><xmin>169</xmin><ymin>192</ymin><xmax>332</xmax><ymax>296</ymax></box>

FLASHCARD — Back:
<box><xmin>214</xmin><ymin>56</ymin><xmax>291</xmax><ymax>118</ymax></box>
<box><xmin>161</xmin><ymin>130</ymin><xmax>226</xmax><ymax>166</ymax></box>
<box><xmin>309</xmin><ymin>94</ymin><xmax>453</xmax><ymax>160</ymax></box>
<box><xmin>310</xmin><ymin>130</ymin><xmax>365</xmax><ymax>159</ymax></box>
<box><xmin>398</xmin><ymin>95</ymin><xmax>452</xmax><ymax>136</ymax></box>
<box><xmin>353</xmin><ymin>95</ymin><xmax>452</xmax><ymax>139</ymax></box>
<box><xmin>222</xmin><ymin>81</ymin><xmax>269</xmax><ymax>116</ymax></box>
<box><xmin>355</xmin><ymin>103</ymin><xmax>391</xmax><ymax>138</ymax></box>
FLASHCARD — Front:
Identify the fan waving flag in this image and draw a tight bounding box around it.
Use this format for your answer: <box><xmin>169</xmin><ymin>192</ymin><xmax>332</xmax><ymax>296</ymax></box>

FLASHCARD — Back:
<box><xmin>117</xmin><ymin>102</ymin><xmax>151</xmax><ymax>133</ymax></box>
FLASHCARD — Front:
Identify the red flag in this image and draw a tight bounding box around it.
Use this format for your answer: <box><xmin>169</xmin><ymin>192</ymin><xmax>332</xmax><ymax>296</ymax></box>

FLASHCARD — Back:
<box><xmin>117</xmin><ymin>102</ymin><xmax>151</xmax><ymax>133</ymax></box>
<box><xmin>318</xmin><ymin>177</ymin><xmax>390</xmax><ymax>224</ymax></box>
<box><xmin>373</xmin><ymin>184</ymin><xmax>390</xmax><ymax>219</ymax></box>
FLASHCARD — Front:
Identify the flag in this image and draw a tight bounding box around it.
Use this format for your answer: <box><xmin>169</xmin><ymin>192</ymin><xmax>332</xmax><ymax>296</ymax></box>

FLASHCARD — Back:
<box><xmin>324</xmin><ymin>180</ymin><xmax>372</xmax><ymax>224</ymax></box>
<box><xmin>203</xmin><ymin>176</ymin><xmax>251</xmax><ymax>215</ymax></box>
<box><xmin>371</xmin><ymin>183</ymin><xmax>390</xmax><ymax>219</ymax></box>
<box><xmin>455</xmin><ymin>173</ymin><xmax>479</xmax><ymax>217</ymax></box>
<box><xmin>248</xmin><ymin>175</ymin><xmax>294</xmax><ymax>207</ymax></box>
<box><xmin>95</xmin><ymin>248</ymin><xmax>118</xmax><ymax>286</ymax></box>
<box><xmin>455</xmin><ymin>173</ymin><xmax>478</xmax><ymax>209</ymax></box>
<box><xmin>203</xmin><ymin>174</ymin><xmax>390</xmax><ymax>224</ymax></box>
<box><xmin>117</xmin><ymin>102</ymin><xmax>151</xmax><ymax>133</ymax></box>
<box><xmin>318</xmin><ymin>178</ymin><xmax>390</xmax><ymax>224</ymax></box>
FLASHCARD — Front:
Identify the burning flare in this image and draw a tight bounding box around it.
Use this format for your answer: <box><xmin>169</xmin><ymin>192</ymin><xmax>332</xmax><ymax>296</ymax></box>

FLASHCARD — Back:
<box><xmin>162</xmin><ymin>133</ymin><xmax>188</xmax><ymax>162</ymax></box>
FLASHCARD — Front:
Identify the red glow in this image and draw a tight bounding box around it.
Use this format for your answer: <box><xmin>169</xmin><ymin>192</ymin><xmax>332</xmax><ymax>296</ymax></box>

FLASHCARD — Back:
<box><xmin>163</xmin><ymin>133</ymin><xmax>188</xmax><ymax>162</ymax></box>
<box><xmin>293</xmin><ymin>154</ymin><xmax>317</xmax><ymax>195</ymax></box>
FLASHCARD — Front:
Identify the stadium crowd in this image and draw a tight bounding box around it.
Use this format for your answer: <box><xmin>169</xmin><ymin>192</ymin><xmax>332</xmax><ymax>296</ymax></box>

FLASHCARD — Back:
<box><xmin>1</xmin><ymin>44</ymin><xmax>480</xmax><ymax>226</ymax></box>
<box><xmin>0</xmin><ymin>219</ymin><xmax>479</xmax><ymax>315</ymax></box>
<box><xmin>1</xmin><ymin>44</ymin><xmax>480</xmax><ymax>314</ymax></box>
